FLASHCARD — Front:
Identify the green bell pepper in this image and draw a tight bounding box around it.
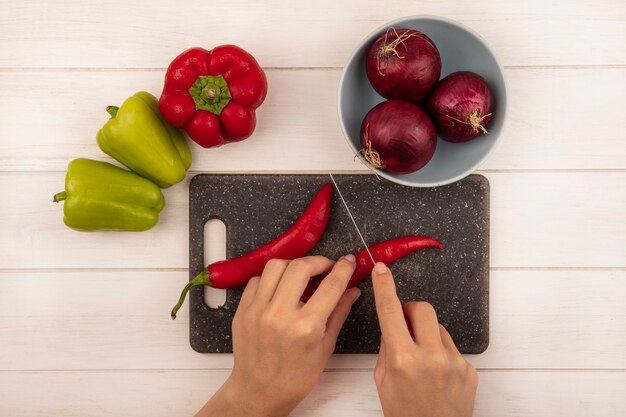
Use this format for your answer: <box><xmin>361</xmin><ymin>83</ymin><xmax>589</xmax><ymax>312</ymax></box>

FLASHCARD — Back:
<box><xmin>53</xmin><ymin>158</ymin><xmax>165</xmax><ymax>231</ymax></box>
<box><xmin>97</xmin><ymin>91</ymin><xmax>192</xmax><ymax>188</ymax></box>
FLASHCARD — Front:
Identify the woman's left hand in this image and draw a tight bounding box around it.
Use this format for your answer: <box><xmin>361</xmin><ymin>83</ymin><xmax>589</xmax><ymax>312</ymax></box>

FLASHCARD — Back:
<box><xmin>197</xmin><ymin>255</ymin><xmax>360</xmax><ymax>417</ymax></box>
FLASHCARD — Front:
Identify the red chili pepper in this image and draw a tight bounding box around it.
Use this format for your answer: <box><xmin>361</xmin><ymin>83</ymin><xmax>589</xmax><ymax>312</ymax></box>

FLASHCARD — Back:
<box><xmin>171</xmin><ymin>183</ymin><xmax>333</xmax><ymax>319</ymax></box>
<box><xmin>159</xmin><ymin>45</ymin><xmax>268</xmax><ymax>148</ymax></box>
<box><xmin>301</xmin><ymin>236</ymin><xmax>443</xmax><ymax>302</ymax></box>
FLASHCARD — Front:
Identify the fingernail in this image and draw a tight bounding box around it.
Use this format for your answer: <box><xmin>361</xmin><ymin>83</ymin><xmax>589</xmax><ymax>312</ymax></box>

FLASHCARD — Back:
<box><xmin>352</xmin><ymin>288</ymin><xmax>361</xmax><ymax>302</ymax></box>
<box><xmin>343</xmin><ymin>254</ymin><xmax>356</xmax><ymax>263</ymax></box>
<box><xmin>374</xmin><ymin>262</ymin><xmax>387</xmax><ymax>274</ymax></box>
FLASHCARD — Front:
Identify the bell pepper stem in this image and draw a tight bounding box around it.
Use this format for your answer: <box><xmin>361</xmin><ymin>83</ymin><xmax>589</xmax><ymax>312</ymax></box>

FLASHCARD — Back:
<box><xmin>106</xmin><ymin>106</ymin><xmax>119</xmax><ymax>118</ymax></box>
<box><xmin>171</xmin><ymin>269</ymin><xmax>211</xmax><ymax>319</ymax></box>
<box><xmin>188</xmin><ymin>75</ymin><xmax>232</xmax><ymax>115</ymax></box>
<box><xmin>53</xmin><ymin>191</ymin><xmax>67</xmax><ymax>202</ymax></box>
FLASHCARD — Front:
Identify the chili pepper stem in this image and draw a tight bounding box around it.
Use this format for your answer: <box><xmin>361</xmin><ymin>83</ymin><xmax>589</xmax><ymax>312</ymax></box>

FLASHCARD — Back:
<box><xmin>53</xmin><ymin>191</ymin><xmax>67</xmax><ymax>202</ymax></box>
<box><xmin>171</xmin><ymin>269</ymin><xmax>211</xmax><ymax>320</ymax></box>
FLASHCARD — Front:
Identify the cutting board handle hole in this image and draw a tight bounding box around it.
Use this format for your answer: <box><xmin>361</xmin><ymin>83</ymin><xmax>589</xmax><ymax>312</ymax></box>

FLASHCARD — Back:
<box><xmin>204</xmin><ymin>218</ymin><xmax>227</xmax><ymax>309</ymax></box>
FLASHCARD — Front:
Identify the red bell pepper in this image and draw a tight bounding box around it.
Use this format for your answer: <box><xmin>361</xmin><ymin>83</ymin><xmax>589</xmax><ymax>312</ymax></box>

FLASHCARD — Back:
<box><xmin>159</xmin><ymin>45</ymin><xmax>268</xmax><ymax>148</ymax></box>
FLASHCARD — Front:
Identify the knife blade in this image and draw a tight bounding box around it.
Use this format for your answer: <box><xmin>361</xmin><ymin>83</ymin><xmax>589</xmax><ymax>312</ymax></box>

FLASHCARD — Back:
<box><xmin>328</xmin><ymin>173</ymin><xmax>376</xmax><ymax>265</ymax></box>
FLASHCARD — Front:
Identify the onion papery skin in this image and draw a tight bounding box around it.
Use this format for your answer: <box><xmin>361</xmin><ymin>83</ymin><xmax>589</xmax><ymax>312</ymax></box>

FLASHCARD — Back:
<box><xmin>366</xmin><ymin>28</ymin><xmax>442</xmax><ymax>102</ymax></box>
<box><xmin>360</xmin><ymin>100</ymin><xmax>437</xmax><ymax>174</ymax></box>
<box><xmin>425</xmin><ymin>71</ymin><xmax>494</xmax><ymax>143</ymax></box>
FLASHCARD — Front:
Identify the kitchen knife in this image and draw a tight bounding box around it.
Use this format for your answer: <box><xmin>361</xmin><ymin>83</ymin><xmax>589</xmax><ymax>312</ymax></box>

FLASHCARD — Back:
<box><xmin>328</xmin><ymin>173</ymin><xmax>376</xmax><ymax>264</ymax></box>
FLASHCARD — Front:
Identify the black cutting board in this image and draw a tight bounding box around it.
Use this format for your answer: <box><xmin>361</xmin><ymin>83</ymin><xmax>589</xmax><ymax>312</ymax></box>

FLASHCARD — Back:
<box><xmin>188</xmin><ymin>174</ymin><xmax>489</xmax><ymax>354</ymax></box>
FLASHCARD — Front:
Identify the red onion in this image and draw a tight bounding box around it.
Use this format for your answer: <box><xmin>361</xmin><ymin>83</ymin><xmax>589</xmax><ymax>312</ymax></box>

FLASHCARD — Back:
<box><xmin>425</xmin><ymin>71</ymin><xmax>494</xmax><ymax>143</ymax></box>
<box><xmin>366</xmin><ymin>28</ymin><xmax>441</xmax><ymax>102</ymax></box>
<box><xmin>360</xmin><ymin>100</ymin><xmax>437</xmax><ymax>174</ymax></box>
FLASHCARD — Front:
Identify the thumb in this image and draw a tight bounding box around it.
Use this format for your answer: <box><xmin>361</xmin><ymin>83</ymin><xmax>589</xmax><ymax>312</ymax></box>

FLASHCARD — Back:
<box><xmin>323</xmin><ymin>287</ymin><xmax>361</xmax><ymax>355</ymax></box>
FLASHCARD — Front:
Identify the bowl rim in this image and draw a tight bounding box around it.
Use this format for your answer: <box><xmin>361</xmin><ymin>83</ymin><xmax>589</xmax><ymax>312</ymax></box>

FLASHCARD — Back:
<box><xmin>337</xmin><ymin>14</ymin><xmax>508</xmax><ymax>187</ymax></box>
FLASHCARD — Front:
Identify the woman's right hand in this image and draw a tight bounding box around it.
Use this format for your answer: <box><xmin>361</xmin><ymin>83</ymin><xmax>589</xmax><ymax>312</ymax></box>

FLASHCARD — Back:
<box><xmin>371</xmin><ymin>262</ymin><xmax>478</xmax><ymax>417</ymax></box>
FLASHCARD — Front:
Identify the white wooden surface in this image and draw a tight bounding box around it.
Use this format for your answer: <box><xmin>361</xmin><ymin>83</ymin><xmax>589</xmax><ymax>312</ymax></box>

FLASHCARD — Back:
<box><xmin>1</xmin><ymin>1</ymin><xmax>625</xmax><ymax>416</ymax></box>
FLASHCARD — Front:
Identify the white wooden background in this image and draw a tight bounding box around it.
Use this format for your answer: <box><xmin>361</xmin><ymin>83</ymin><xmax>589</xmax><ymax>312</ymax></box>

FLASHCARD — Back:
<box><xmin>1</xmin><ymin>0</ymin><xmax>625</xmax><ymax>415</ymax></box>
